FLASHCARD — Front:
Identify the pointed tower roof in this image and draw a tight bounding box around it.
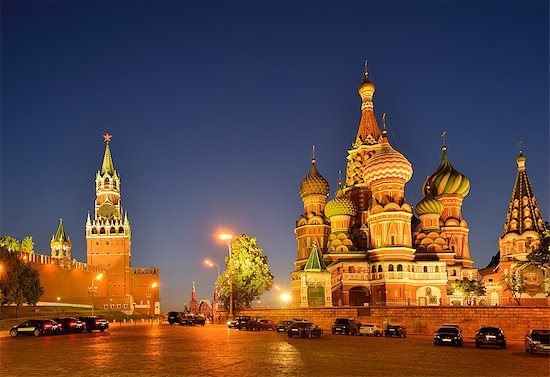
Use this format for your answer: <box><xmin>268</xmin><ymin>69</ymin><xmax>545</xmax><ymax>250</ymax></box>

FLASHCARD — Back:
<box><xmin>101</xmin><ymin>133</ymin><xmax>115</xmax><ymax>175</ymax></box>
<box><xmin>502</xmin><ymin>150</ymin><xmax>546</xmax><ymax>236</ymax></box>
<box><xmin>304</xmin><ymin>244</ymin><xmax>327</xmax><ymax>271</ymax></box>
<box><xmin>53</xmin><ymin>218</ymin><xmax>70</xmax><ymax>243</ymax></box>
<box><xmin>353</xmin><ymin>61</ymin><xmax>382</xmax><ymax>147</ymax></box>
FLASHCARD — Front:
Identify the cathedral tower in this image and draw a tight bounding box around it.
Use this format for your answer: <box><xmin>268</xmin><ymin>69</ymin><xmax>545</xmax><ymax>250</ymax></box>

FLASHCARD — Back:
<box><xmin>344</xmin><ymin>62</ymin><xmax>383</xmax><ymax>250</ymax></box>
<box><xmin>423</xmin><ymin>140</ymin><xmax>472</xmax><ymax>268</ymax></box>
<box><xmin>86</xmin><ymin>134</ymin><xmax>131</xmax><ymax>296</ymax></box>
<box><xmin>294</xmin><ymin>148</ymin><xmax>331</xmax><ymax>270</ymax></box>
<box><xmin>363</xmin><ymin>118</ymin><xmax>415</xmax><ymax>261</ymax></box>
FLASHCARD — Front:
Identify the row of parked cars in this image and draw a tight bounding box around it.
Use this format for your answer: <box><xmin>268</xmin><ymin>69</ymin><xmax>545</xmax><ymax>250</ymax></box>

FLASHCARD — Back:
<box><xmin>167</xmin><ymin>312</ymin><xmax>206</xmax><ymax>326</ymax></box>
<box><xmin>10</xmin><ymin>316</ymin><xmax>109</xmax><ymax>337</ymax></box>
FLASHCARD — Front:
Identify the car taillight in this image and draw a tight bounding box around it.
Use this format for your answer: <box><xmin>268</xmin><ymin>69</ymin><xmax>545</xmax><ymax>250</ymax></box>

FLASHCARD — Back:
<box><xmin>70</xmin><ymin>322</ymin><xmax>76</xmax><ymax>326</ymax></box>
<box><xmin>95</xmin><ymin>321</ymin><xmax>102</xmax><ymax>324</ymax></box>
<box><xmin>44</xmin><ymin>324</ymin><xmax>52</xmax><ymax>328</ymax></box>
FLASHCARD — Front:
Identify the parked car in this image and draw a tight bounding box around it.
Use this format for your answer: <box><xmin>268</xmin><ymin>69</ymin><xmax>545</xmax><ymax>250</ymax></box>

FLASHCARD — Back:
<box><xmin>79</xmin><ymin>316</ymin><xmax>109</xmax><ymax>332</ymax></box>
<box><xmin>359</xmin><ymin>323</ymin><xmax>382</xmax><ymax>336</ymax></box>
<box><xmin>179</xmin><ymin>315</ymin><xmax>196</xmax><ymax>326</ymax></box>
<box><xmin>235</xmin><ymin>316</ymin><xmax>256</xmax><ymax>330</ymax></box>
<box><xmin>168</xmin><ymin>311</ymin><xmax>184</xmax><ymax>325</ymax></box>
<box><xmin>227</xmin><ymin>319</ymin><xmax>238</xmax><ymax>328</ymax></box>
<box><xmin>332</xmin><ymin>318</ymin><xmax>361</xmax><ymax>335</ymax></box>
<box><xmin>258</xmin><ymin>319</ymin><xmax>276</xmax><ymax>331</ymax></box>
<box><xmin>433</xmin><ymin>326</ymin><xmax>463</xmax><ymax>346</ymax></box>
<box><xmin>53</xmin><ymin>317</ymin><xmax>86</xmax><ymax>334</ymax></box>
<box><xmin>525</xmin><ymin>329</ymin><xmax>550</xmax><ymax>354</ymax></box>
<box><xmin>193</xmin><ymin>315</ymin><xmax>206</xmax><ymax>326</ymax></box>
<box><xmin>475</xmin><ymin>326</ymin><xmax>506</xmax><ymax>349</ymax></box>
<box><xmin>242</xmin><ymin>319</ymin><xmax>263</xmax><ymax>331</ymax></box>
<box><xmin>276</xmin><ymin>320</ymin><xmax>294</xmax><ymax>332</ymax></box>
<box><xmin>10</xmin><ymin>319</ymin><xmax>60</xmax><ymax>337</ymax></box>
<box><xmin>287</xmin><ymin>321</ymin><xmax>323</xmax><ymax>338</ymax></box>
<box><xmin>385</xmin><ymin>325</ymin><xmax>406</xmax><ymax>338</ymax></box>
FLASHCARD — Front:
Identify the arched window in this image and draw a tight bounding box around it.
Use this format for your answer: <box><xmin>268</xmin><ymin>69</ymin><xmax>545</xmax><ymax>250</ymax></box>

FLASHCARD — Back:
<box><xmin>349</xmin><ymin>266</ymin><xmax>355</xmax><ymax>273</ymax></box>
<box><xmin>110</xmin><ymin>227</ymin><xmax>116</xmax><ymax>234</ymax></box>
<box><xmin>371</xmin><ymin>265</ymin><xmax>376</xmax><ymax>273</ymax></box>
<box><xmin>92</xmin><ymin>228</ymin><xmax>97</xmax><ymax>234</ymax></box>
<box><xmin>100</xmin><ymin>227</ymin><xmax>106</xmax><ymax>235</ymax></box>
<box><xmin>119</xmin><ymin>227</ymin><xmax>124</xmax><ymax>233</ymax></box>
<box><xmin>397</xmin><ymin>264</ymin><xmax>403</xmax><ymax>271</ymax></box>
<box><xmin>388</xmin><ymin>264</ymin><xmax>394</xmax><ymax>272</ymax></box>
<box><xmin>435</xmin><ymin>266</ymin><xmax>439</xmax><ymax>272</ymax></box>
<box><xmin>105</xmin><ymin>177</ymin><xmax>110</xmax><ymax>185</ymax></box>
<box><xmin>426</xmin><ymin>287</ymin><xmax>432</xmax><ymax>295</ymax></box>
<box><xmin>378</xmin><ymin>265</ymin><xmax>383</xmax><ymax>272</ymax></box>
<box><xmin>423</xmin><ymin>266</ymin><xmax>428</xmax><ymax>273</ymax></box>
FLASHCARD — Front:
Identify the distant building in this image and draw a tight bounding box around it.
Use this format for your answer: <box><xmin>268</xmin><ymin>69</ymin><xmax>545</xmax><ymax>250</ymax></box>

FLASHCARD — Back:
<box><xmin>480</xmin><ymin>151</ymin><xmax>549</xmax><ymax>305</ymax></box>
<box><xmin>24</xmin><ymin>134</ymin><xmax>160</xmax><ymax>314</ymax></box>
<box><xmin>291</xmin><ymin>65</ymin><xmax>478</xmax><ymax>307</ymax></box>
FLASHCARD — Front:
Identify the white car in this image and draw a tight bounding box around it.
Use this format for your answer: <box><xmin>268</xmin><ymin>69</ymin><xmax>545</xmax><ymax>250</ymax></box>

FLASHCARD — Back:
<box><xmin>359</xmin><ymin>323</ymin><xmax>382</xmax><ymax>336</ymax></box>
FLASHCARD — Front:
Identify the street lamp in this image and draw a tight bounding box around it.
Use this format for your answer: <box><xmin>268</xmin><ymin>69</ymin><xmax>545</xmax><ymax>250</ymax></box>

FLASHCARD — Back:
<box><xmin>88</xmin><ymin>273</ymin><xmax>103</xmax><ymax>316</ymax></box>
<box><xmin>281</xmin><ymin>293</ymin><xmax>291</xmax><ymax>309</ymax></box>
<box><xmin>57</xmin><ymin>297</ymin><xmax>61</xmax><ymax>315</ymax></box>
<box><xmin>146</xmin><ymin>282</ymin><xmax>158</xmax><ymax>318</ymax></box>
<box><xmin>204</xmin><ymin>259</ymin><xmax>221</xmax><ymax>321</ymax></box>
<box><xmin>218</xmin><ymin>233</ymin><xmax>234</xmax><ymax>319</ymax></box>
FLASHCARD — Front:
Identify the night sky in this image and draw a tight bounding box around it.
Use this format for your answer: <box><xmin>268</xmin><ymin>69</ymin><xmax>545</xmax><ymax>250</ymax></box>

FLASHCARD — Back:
<box><xmin>1</xmin><ymin>1</ymin><xmax>548</xmax><ymax>311</ymax></box>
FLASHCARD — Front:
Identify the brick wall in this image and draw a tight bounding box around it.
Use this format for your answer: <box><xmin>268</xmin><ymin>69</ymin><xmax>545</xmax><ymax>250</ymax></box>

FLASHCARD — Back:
<box><xmin>228</xmin><ymin>306</ymin><xmax>550</xmax><ymax>340</ymax></box>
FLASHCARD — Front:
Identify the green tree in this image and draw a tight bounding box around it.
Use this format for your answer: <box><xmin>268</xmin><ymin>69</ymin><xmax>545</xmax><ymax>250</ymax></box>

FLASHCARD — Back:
<box><xmin>452</xmin><ymin>278</ymin><xmax>486</xmax><ymax>305</ymax></box>
<box><xmin>20</xmin><ymin>236</ymin><xmax>35</xmax><ymax>253</ymax></box>
<box><xmin>217</xmin><ymin>234</ymin><xmax>274</xmax><ymax>309</ymax></box>
<box><xmin>501</xmin><ymin>272</ymin><xmax>527</xmax><ymax>306</ymax></box>
<box><xmin>0</xmin><ymin>236</ymin><xmax>20</xmax><ymax>252</ymax></box>
<box><xmin>0</xmin><ymin>246</ymin><xmax>44</xmax><ymax>317</ymax></box>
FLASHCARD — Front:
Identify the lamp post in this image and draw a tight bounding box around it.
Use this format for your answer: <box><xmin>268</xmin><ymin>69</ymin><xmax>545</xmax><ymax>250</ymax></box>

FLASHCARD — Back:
<box><xmin>146</xmin><ymin>282</ymin><xmax>158</xmax><ymax>318</ymax></box>
<box><xmin>218</xmin><ymin>233</ymin><xmax>234</xmax><ymax>319</ymax></box>
<box><xmin>57</xmin><ymin>297</ymin><xmax>61</xmax><ymax>315</ymax></box>
<box><xmin>88</xmin><ymin>273</ymin><xmax>103</xmax><ymax>316</ymax></box>
<box><xmin>204</xmin><ymin>259</ymin><xmax>220</xmax><ymax>321</ymax></box>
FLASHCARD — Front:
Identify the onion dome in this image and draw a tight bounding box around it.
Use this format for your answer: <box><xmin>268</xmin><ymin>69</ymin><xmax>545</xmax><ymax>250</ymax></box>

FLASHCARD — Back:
<box><xmin>364</xmin><ymin>127</ymin><xmax>413</xmax><ymax>185</ymax></box>
<box><xmin>423</xmin><ymin>145</ymin><xmax>470</xmax><ymax>198</ymax></box>
<box><xmin>415</xmin><ymin>195</ymin><xmax>444</xmax><ymax>216</ymax></box>
<box><xmin>325</xmin><ymin>188</ymin><xmax>358</xmax><ymax>218</ymax></box>
<box><xmin>299</xmin><ymin>149</ymin><xmax>330</xmax><ymax>198</ymax></box>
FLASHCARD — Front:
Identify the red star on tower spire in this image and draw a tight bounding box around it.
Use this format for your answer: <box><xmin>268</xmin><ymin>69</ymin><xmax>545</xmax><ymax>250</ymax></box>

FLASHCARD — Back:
<box><xmin>103</xmin><ymin>133</ymin><xmax>112</xmax><ymax>142</ymax></box>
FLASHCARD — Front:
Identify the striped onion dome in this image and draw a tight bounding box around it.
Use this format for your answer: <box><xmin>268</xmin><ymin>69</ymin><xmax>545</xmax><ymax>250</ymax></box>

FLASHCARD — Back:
<box><xmin>423</xmin><ymin>147</ymin><xmax>470</xmax><ymax>198</ymax></box>
<box><xmin>364</xmin><ymin>133</ymin><xmax>413</xmax><ymax>185</ymax></box>
<box><xmin>415</xmin><ymin>195</ymin><xmax>444</xmax><ymax>216</ymax></box>
<box><xmin>299</xmin><ymin>162</ymin><xmax>330</xmax><ymax>199</ymax></box>
<box><xmin>325</xmin><ymin>188</ymin><xmax>358</xmax><ymax>218</ymax></box>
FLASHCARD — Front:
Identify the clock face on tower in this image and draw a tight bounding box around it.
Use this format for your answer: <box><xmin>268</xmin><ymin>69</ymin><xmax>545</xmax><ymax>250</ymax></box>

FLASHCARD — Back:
<box><xmin>99</xmin><ymin>202</ymin><xmax>115</xmax><ymax>219</ymax></box>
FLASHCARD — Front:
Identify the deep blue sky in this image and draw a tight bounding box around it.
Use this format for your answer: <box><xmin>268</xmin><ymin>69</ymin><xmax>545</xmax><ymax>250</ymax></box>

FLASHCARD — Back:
<box><xmin>1</xmin><ymin>1</ymin><xmax>548</xmax><ymax>311</ymax></box>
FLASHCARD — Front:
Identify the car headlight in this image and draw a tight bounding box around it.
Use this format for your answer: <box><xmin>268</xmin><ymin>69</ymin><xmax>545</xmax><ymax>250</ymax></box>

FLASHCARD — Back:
<box><xmin>227</xmin><ymin>321</ymin><xmax>232</xmax><ymax>325</ymax></box>
<box><xmin>532</xmin><ymin>340</ymin><xmax>541</xmax><ymax>345</ymax></box>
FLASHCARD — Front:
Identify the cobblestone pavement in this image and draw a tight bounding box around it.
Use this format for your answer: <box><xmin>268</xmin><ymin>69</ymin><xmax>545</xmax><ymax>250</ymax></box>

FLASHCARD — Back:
<box><xmin>1</xmin><ymin>323</ymin><xmax>548</xmax><ymax>376</ymax></box>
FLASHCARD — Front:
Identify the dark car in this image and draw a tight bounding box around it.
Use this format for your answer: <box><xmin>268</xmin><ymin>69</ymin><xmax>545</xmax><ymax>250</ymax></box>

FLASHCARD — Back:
<box><xmin>332</xmin><ymin>318</ymin><xmax>361</xmax><ymax>335</ymax></box>
<box><xmin>259</xmin><ymin>319</ymin><xmax>276</xmax><ymax>331</ymax></box>
<box><xmin>434</xmin><ymin>326</ymin><xmax>463</xmax><ymax>346</ymax></box>
<box><xmin>227</xmin><ymin>319</ymin><xmax>238</xmax><ymax>328</ymax></box>
<box><xmin>525</xmin><ymin>329</ymin><xmax>550</xmax><ymax>354</ymax></box>
<box><xmin>235</xmin><ymin>316</ymin><xmax>256</xmax><ymax>330</ymax></box>
<box><xmin>193</xmin><ymin>315</ymin><xmax>206</xmax><ymax>326</ymax></box>
<box><xmin>79</xmin><ymin>316</ymin><xmax>109</xmax><ymax>332</ymax></box>
<box><xmin>475</xmin><ymin>326</ymin><xmax>506</xmax><ymax>349</ymax></box>
<box><xmin>180</xmin><ymin>314</ymin><xmax>206</xmax><ymax>326</ymax></box>
<box><xmin>168</xmin><ymin>311</ymin><xmax>184</xmax><ymax>325</ymax></box>
<box><xmin>53</xmin><ymin>317</ymin><xmax>86</xmax><ymax>334</ymax></box>
<box><xmin>287</xmin><ymin>321</ymin><xmax>323</xmax><ymax>338</ymax></box>
<box><xmin>276</xmin><ymin>320</ymin><xmax>294</xmax><ymax>332</ymax></box>
<box><xmin>10</xmin><ymin>319</ymin><xmax>60</xmax><ymax>337</ymax></box>
<box><xmin>241</xmin><ymin>319</ymin><xmax>263</xmax><ymax>331</ymax></box>
<box><xmin>385</xmin><ymin>325</ymin><xmax>406</xmax><ymax>338</ymax></box>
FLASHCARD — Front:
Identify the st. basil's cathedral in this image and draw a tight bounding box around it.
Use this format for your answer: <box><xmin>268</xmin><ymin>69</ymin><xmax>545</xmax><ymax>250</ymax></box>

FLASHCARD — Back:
<box><xmin>291</xmin><ymin>65</ymin><xmax>548</xmax><ymax>307</ymax></box>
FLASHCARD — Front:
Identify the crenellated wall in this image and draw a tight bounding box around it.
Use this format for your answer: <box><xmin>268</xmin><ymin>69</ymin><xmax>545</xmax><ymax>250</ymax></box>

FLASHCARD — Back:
<box><xmin>229</xmin><ymin>306</ymin><xmax>550</xmax><ymax>340</ymax></box>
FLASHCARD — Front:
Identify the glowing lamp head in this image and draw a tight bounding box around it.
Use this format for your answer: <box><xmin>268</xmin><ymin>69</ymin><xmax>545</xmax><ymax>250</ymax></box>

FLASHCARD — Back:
<box><xmin>57</xmin><ymin>297</ymin><xmax>61</xmax><ymax>301</ymax></box>
<box><xmin>281</xmin><ymin>293</ymin><xmax>291</xmax><ymax>303</ymax></box>
<box><xmin>96</xmin><ymin>273</ymin><xmax>104</xmax><ymax>281</ymax></box>
<box><xmin>219</xmin><ymin>233</ymin><xmax>233</xmax><ymax>241</ymax></box>
<box><xmin>151</xmin><ymin>282</ymin><xmax>158</xmax><ymax>289</ymax></box>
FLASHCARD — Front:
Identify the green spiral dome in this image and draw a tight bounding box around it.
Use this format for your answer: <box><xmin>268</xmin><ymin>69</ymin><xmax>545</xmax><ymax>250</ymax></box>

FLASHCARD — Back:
<box><xmin>325</xmin><ymin>189</ymin><xmax>358</xmax><ymax>217</ymax></box>
<box><xmin>414</xmin><ymin>195</ymin><xmax>444</xmax><ymax>216</ymax></box>
<box><xmin>299</xmin><ymin>163</ymin><xmax>330</xmax><ymax>198</ymax></box>
<box><xmin>423</xmin><ymin>150</ymin><xmax>470</xmax><ymax>198</ymax></box>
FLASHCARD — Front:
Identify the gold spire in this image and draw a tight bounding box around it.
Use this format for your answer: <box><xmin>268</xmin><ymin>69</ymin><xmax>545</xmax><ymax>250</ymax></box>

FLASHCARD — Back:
<box><xmin>101</xmin><ymin>133</ymin><xmax>115</xmax><ymax>175</ymax></box>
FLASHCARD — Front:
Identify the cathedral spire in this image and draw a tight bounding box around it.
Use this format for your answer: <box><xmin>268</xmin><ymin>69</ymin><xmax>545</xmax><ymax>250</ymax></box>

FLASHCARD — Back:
<box><xmin>354</xmin><ymin>61</ymin><xmax>382</xmax><ymax>147</ymax></box>
<box><xmin>53</xmin><ymin>218</ymin><xmax>69</xmax><ymax>242</ymax></box>
<box><xmin>101</xmin><ymin>133</ymin><xmax>115</xmax><ymax>175</ymax></box>
<box><xmin>502</xmin><ymin>150</ymin><xmax>545</xmax><ymax>236</ymax></box>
